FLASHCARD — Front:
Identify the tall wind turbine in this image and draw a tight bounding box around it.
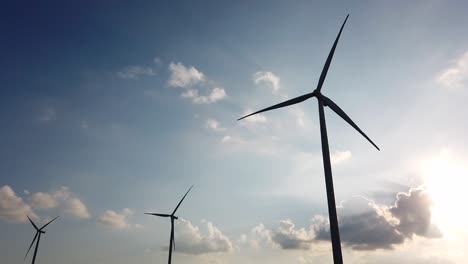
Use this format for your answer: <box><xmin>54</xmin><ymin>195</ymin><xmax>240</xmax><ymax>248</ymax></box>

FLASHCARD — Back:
<box><xmin>238</xmin><ymin>14</ymin><xmax>379</xmax><ymax>264</ymax></box>
<box><xmin>145</xmin><ymin>185</ymin><xmax>193</xmax><ymax>264</ymax></box>
<box><xmin>24</xmin><ymin>216</ymin><xmax>59</xmax><ymax>264</ymax></box>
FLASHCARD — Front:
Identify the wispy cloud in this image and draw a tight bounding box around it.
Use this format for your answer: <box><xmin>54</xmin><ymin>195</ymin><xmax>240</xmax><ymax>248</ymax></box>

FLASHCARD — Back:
<box><xmin>37</xmin><ymin>107</ymin><xmax>56</xmax><ymax>123</ymax></box>
<box><xmin>253</xmin><ymin>71</ymin><xmax>280</xmax><ymax>93</ymax></box>
<box><xmin>436</xmin><ymin>51</ymin><xmax>468</xmax><ymax>89</ymax></box>
<box><xmin>97</xmin><ymin>208</ymin><xmax>141</xmax><ymax>230</ymax></box>
<box><xmin>181</xmin><ymin>87</ymin><xmax>226</xmax><ymax>104</ymax></box>
<box><xmin>206</xmin><ymin>119</ymin><xmax>226</xmax><ymax>132</ymax></box>
<box><xmin>330</xmin><ymin>150</ymin><xmax>352</xmax><ymax>165</ymax></box>
<box><xmin>117</xmin><ymin>66</ymin><xmax>156</xmax><ymax>79</ymax></box>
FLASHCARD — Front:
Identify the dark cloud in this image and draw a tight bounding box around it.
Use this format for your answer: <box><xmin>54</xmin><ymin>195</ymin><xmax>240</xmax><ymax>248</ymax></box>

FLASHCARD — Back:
<box><xmin>271</xmin><ymin>220</ymin><xmax>314</xmax><ymax>250</ymax></box>
<box><xmin>390</xmin><ymin>188</ymin><xmax>442</xmax><ymax>238</ymax></box>
<box><xmin>315</xmin><ymin>198</ymin><xmax>405</xmax><ymax>250</ymax></box>
<box><xmin>315</xmin><ymin>187</ymin><xmax>441</xmax><ymax>251</ymax></box>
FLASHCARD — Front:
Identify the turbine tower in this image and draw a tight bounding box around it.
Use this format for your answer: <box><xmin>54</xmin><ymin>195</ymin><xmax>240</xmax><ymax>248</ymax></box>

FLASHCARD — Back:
<box><xmin>145</xmin><ymin>185</ymin><xmax>193</xmax><ymax>264</ymax></box>
<box><xmin>24</xmin><ymin>216</ymin><xmax>59</xmax><ymax>264</ymax></box>
<box><xmin>238</xmin><ymin>14</ymin><xmax>379</xmax><ymax>264</ymax></box>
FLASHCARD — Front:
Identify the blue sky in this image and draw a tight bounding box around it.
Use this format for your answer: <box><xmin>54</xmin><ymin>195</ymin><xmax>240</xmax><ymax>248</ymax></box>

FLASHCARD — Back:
<box><xmin>2</xmin><ymin>1</ymin><xmax>468</xmax><ymax>263</ymax></box>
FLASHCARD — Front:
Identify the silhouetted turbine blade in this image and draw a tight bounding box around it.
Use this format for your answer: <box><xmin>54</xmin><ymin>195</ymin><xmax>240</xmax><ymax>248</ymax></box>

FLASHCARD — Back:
<box><xmin>24</xmin><ymin>232</ymin><xmax>38</xmax><ymax>260</ymax></box>
<box><xmin>27</xmin><ymin>215</ymin><xmax>39</xmax><ymax>231</ymax></box>
<box><xmin>237</xmin><ymin>92</ymin><xmax>316</xmax><ymax>121</ymax></box>
<box><xmin>321</xmin><ymin>95</ymin><xmax>380</xmax><ymax>151</ymax></box>
<box><xmin>316</xmin><ymin>14</ymin><xmax>349</xmax><ymax>92</ymax></box>
<box><xmin>145</xmin><ymin>213</ymin><xmax>171</xmax><ymax>217</ymax></box>
<box><xmin>39</xmin><ymin>216</ymin><xmax>59</xmax><ymax>231</ymax></box>
<box><xmin>172</xmin><ymin>185</ymin><xmax>193</xmax><ymax>215</ymax></box>
<box><xmin>172</xmin><ymin>228</ymin><xmax>175</xmax><ymax>251</ymax></box>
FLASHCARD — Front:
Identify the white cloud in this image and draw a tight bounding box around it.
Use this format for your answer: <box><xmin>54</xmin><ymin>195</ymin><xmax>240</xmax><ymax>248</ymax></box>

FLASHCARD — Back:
<box><xmin>0</xmin><ymin>185</ymin><xmax>37</xmax><ymax>223</ymax></box>
<box><xmin>97</xmin><ymin>208</ymin><xmax>140</xmax><ymax>229</ymax></box>
<box><xmin>29</xmin><ymin>187</ymin><xmax>90</xmax><ymax>219</ymax></box>
<box><xmin>330</xmin><ymin>150</ymin><xmax>352</xmax><ymax>165</ymax></box>
<box><xmin>253</xmin><ymin>71</ymin><xmax>280</xmax><ymax>93</ymax></box>
<box><xmin>117</xmin><ymin>66</ymin><xmax>156</xmax><ymax>79</ymax></box>
<box><xmin>436</xmin><ymin>51</ymin><xmax>468</xmax><ymax>88</ymax></box>
<box><xmin>168</xmin><ymin>62</ymin><xmax>205</xmax><ymax>88</ymax></box>
<box><xmin>206</xmin><ymin>119</ymin><xmax>226</xmax><ymax>132</ymax></box>
<box><xmin>172</xmin><ymin>218</ymin><xmax>233</xmax><ymax>255</ymax></box>
<box><xmin>181</xmin><ymin>87</ymin><xmax>226</xmax><ymax>104</ymax></box>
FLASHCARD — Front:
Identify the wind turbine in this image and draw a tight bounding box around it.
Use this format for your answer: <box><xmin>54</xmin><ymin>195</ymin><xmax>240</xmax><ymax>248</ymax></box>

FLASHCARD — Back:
<box><xmin>24</xmin><ymin>216</ymin><xmax>59</xmax><ymax>264</ymax></box>
<box><xmin>238</xmin><ymin>14</ymin><xmax>379</xmax><ymax>264</ymax></box>
<box><xmin>145</xmin><ymin>185</ymin><xmax>193</xmax><ymax>264</ymax></box>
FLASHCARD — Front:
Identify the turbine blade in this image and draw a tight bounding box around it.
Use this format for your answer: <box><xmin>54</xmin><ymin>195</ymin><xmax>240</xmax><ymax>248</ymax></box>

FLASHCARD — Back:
<box><xmin>316</xmin><ymin>14</ymin><xmax>349</xmax><ymax>92</ymax></box>
<box><xmin>322</xmin><ymin>96</ymin><xmax>380</xmax><ymax>151</ymax></box>
<box><xmin>39</xmin><ymin>216</ymin><xmax>59</xmax><ymax>231</ymax></box>
<box><xmin>238</xmin><ymin>92</ymin><xmax>316</xmax><ymax>121</ymax></box>
<box><xmin>172</xmin><ymin>229</ymin><xmax>176</xmax><ymax>251</ymax></box>
<box><xmin>27</xmin><ymin>215</ymin><xmax>39</xmax><ymax>231</ymax></box>
<box><xmin>24</xmin><ymin>232</ymin><xmax>38</xmax><ymax>260</ymax></box>
<box><xmin>32</xmin><ymin>233</ymin><xmax>41</xmax><ymax>264</ymax></box>
<box><xmin>172</xmin><ymin>185</ymin><xmax>193</xmax><ymax>215</ymax></box>
<box><xmin>145</xmin><ymin>213</ymin><xmax>171</xmax><ymax>217</ymax></box>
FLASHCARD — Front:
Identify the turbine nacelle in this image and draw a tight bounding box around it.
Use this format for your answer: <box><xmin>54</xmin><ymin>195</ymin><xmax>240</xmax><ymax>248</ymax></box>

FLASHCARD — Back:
<box><xmin>145</xmin><ymin>186</ymin><xmax>193</xmax><ymax>264</ymax></box>
<box><xmin>25</xmin><ymin>215</ymin><xmax>59</xmax><ymax>263</ymax></box>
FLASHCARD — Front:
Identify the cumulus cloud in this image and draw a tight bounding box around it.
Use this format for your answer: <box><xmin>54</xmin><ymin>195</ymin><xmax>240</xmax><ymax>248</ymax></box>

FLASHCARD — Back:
<box><xmin>97</xmin><ymin>208</ymin><xmax>140</xmax><ymax>229</ymax></box>
<box><xmin>330</xmin><ymin>150</ymin><xmax>352</xmax><ymax>165</ymax></box>
<box><xmin>436</xmin><ymin>51</ymin><xmax>468</xmax><ymax>89</ymax></box>
<box><xmin>253</xmin><ymin>71</ymin><xmax>280</xmax><ymax>93</ymax></box>
<box><xmin>168</xmin><ymin>61</ymin><xmax>226</xmax><ymax>104</ymax></box>
<box><xmin>29</xmin><ymin>192</ymin><xmax>59</xmax><ymax>209</ymax></box>
<box><xmin>171</xmin><ymin>219</ymin><xmax>233</xmax><ymax>255</ymax></box>
<box><xmin>315</xmin><ymin>197</ymin><xmax>405</xmax><ymax>250</ymax></box>
<box><xmin>181</xmin><ymin>87</ymin><xmax>226</xmax><ymax>104</ymax></box>
<box><xmin>241</xmin><ymin>220</ymin><xmax>315</xmax><ymax>250</ymax></box>
<box><xmin>206</xmin><ymin>119</ymin><xmax>226</xmax><ymax>132</ymax></box>
<box><xmin>390</xmin><ymin>188</ymin><xmax>442</xmax><ymax>238</ymax></box>
<box><xmin>272</xmin><ymin>220</ymin><xmax>315</xmax><ymax>250</ymax></box>
<box><xmin>168</xmin><ymin>62</ymin><xmax>205</xmax><ymax>88</ymax></box>
<box><xmin>315</xmin><ymin>187</ymin><xmax>441</xmax><ymax>250</ymax></box>
<box><xmin>117</xmin><ymin>66</ymin><xmax>156</xmax><ymax>79</ymax></box>
<box><xmin>29</xmin><ymin>187</ymin><xmax>90</xmax><ymax>219</ymax></box>
<box><xmin>0</xmin><ymin>185</ymin><xmax>37</xmax><ymax>223</ymax></box>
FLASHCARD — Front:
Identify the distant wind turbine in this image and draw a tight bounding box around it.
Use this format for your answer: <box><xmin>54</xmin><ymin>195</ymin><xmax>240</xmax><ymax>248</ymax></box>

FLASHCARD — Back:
<box><xmin>238</xmin><ymin>14</ymin><xmax>379</xmax><ymax>264</ymax></box>
<box><xmin>145</xmin><ymin>185</ymin><xmax>193</xmax><ymax>264</ymax></box>
<box><xmin>24</xmin><ymin>216</ymin><xmax>59</xmax><ymax>264</ymax></box>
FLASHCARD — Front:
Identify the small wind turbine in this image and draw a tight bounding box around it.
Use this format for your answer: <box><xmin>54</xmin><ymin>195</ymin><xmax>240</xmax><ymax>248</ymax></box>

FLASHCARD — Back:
<box><xmin>24</xmin><ymin>216</ymin><xmax>59</xmax><ymax>264</ymax></box>
<box><xmin>238</xmin><ymin>14</ymin><xmax>379</xmax><ymax>264</ymax></box>
<box><xmin>145</xmin><ymin>185</ymin><xmax>193</xmax><ymax>264</ymax></box>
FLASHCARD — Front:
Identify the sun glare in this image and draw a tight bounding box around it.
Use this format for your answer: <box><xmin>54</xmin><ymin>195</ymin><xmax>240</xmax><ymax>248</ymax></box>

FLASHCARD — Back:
<box><xmin>421</xmin><ymin>150</ymin><xmax>468</xmax><ymax>234</ymax></box>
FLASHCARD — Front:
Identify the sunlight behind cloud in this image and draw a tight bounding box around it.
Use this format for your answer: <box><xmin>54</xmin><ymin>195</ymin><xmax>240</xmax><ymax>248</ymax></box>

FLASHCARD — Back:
<box><xmin>420</xmin><ymin>150</ymin><xmax>468</xmax><ymax>235</ymax></box>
